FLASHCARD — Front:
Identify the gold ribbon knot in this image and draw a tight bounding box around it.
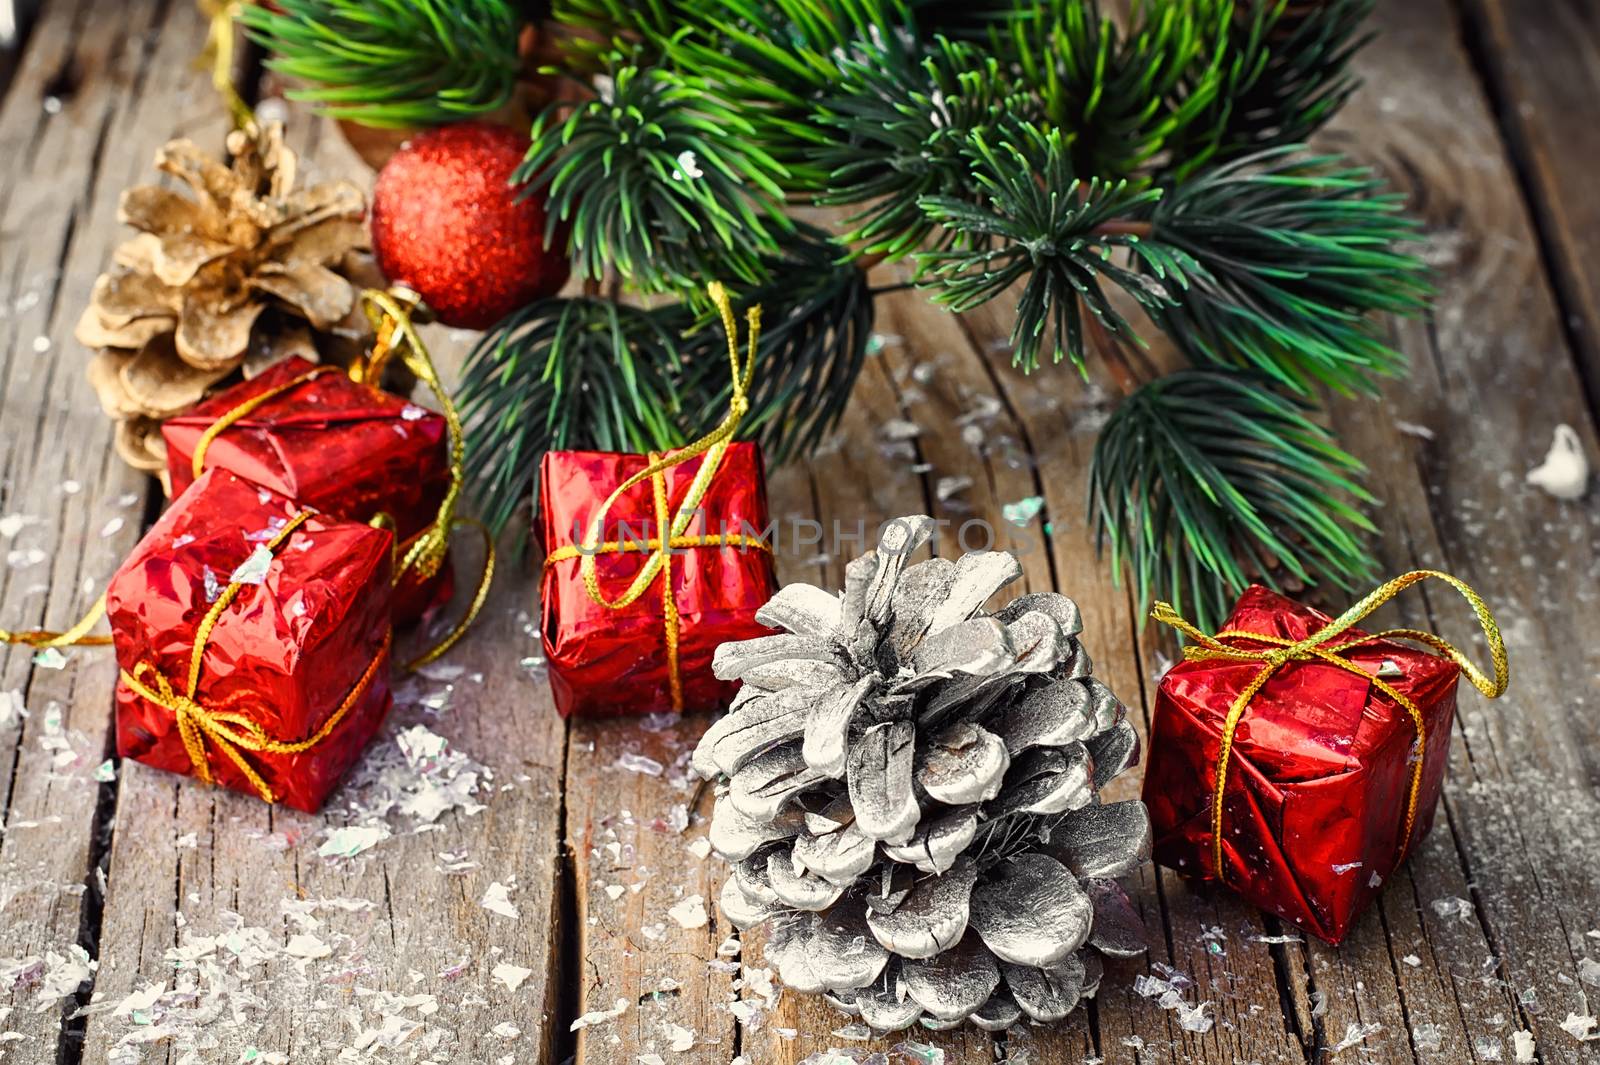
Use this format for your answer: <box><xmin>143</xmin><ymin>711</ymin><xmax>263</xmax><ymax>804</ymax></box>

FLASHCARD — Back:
<box><xmin>543</xmin><ymin>282</ymin><xmax>768</xmax><ymax>711</ymax></box>
<box><xmin>1152</xmin><ymin>569</ymin><xmax>1510</xmax><ymax>879</ymax></box>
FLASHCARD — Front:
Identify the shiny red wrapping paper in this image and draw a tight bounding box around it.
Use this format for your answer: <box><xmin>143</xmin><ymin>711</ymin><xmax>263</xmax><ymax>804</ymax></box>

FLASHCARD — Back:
<box><xmin>1143</xmin><ymin>586</ymin><xmax>1462</xmax><ymax>944</ymax></box>
<box><xmin>162</xmin><ymin>355</ymin><xmax>451</xmax><ymax>623</ymax></box>
<box><xmin>539</xmin><ymin>444</ymin><xmax>778</xmax><ymax>718</ymax></box>
<box><xmin>107</xmin><ymin>468</ymin><xmax>395</xmax><ymax>812</ymax></box>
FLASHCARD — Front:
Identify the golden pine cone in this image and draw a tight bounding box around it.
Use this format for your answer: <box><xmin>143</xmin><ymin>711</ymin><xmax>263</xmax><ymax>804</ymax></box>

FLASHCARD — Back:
<box><xmin>76</xmin><ymin>123</ymin><xmax>376</xmax><ymax>472</ymax></box>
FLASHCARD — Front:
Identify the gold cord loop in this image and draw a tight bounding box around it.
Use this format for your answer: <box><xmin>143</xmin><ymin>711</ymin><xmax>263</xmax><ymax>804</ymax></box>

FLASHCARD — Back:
<box><xmin>1151</xmin><ymin>570</ymin><xmax>1509</xmax><ymax>879</ymax></box>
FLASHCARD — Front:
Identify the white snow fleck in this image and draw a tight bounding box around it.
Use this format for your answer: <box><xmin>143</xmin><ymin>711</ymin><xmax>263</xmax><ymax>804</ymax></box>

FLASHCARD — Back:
<box><xmin>316</xmin><ymin>823</ymin><xmax>390</xmax><ymax>858</ymax></box>
<box><xmin>667</xmin><ymin>895</ymin><xmax>708</xmax><ymax>930</ymax></box>
<box><xmin>1560</xmin><ymin>1010</ymin><xmax>1598</xmax><ymax>1041</ymax></box>
<box><xmin>481</xmin><ymin>881</ymin><xmax>519</xmax><ymax>920</ymax></box>
<box><xmin>229</xmin><ymin>545</ymin><xmax>275</xmax><ymax>585</ymax></box>
<box><xmin>1329</xmin><ymin>1021</ymin><xmax>1382</xmax><ymax>1054</ymax></box>
<box><xmin>616</xmin><ymin>752</ymin><xmax>664</xmax><ymax>776</ymax></box>
<box><xmin>492</xmin><ymin>962</ymin><xmax>533</xmax><ymax>992</ymax></box>
<box><xmin>571</xmin><ymin>997</ymin><xmax>628</xmax><ymax>1031</ymax></box>
<box><xmin>1526</xmin><ymin>424</ymin><xmax>1589</xmax><ymax>500</ymax></box>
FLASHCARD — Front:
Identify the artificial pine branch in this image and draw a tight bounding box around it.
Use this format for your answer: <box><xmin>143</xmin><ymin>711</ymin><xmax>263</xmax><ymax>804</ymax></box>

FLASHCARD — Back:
<box><xmin>250</xmin><ymin>0</ymin><xmax>1427</xmax><ymax>617</ymax></box>
<box><xmin>1143</xmin><ymin>147</ymin><xmax>1429</xmax><ymax>394</ymax></box>
<box><xmin>1164</xmin><ymin>0</ymin><xmax>1377</xmax><ymax>179</ymax></box>
<box><xmin>239</xmin><ymin>0</ymin><xmax>525</xmax><ymax>128</ymax></box>
<box><xmin>997</xmin><ymin>0</ymin><xmax>1226</xmax><ymax>177</ymax></box>
<box><xmin>519</xmin><ymin>59</ymin><xmax>793</xmax><ymax>293</ymax></box>
<box><xmin>1088</xmin><ymin>368</ymin><xmax>1379</xmax><ymax>631</ymax></box>
<box><xmin>456</xmin><ymin>298</ymin><xmax>685</xmax><ymax>535</ymax></box>
<box><xmin>916</xmin><ymin>125</ymin><xmax>1195</xmax><ymax>372</ymax></box>
<box><xmin>809</xmin><ymin>37</ymin><xmax>1032</xmax><ymax>260</ymax></box>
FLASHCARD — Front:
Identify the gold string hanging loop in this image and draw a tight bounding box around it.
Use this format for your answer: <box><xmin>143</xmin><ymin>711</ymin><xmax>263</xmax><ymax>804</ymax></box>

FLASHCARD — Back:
<box><xmin>357</xmin><ymin>287</ymin><xmax>495</xmax><ymax>671</ymax></box>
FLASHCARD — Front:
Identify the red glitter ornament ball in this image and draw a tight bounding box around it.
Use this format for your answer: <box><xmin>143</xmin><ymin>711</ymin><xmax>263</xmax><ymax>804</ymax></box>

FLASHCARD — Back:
<box><xmin>370</xmin><ymin>122</ymin><xmax>569</xmax><ymax>329</ymax></box>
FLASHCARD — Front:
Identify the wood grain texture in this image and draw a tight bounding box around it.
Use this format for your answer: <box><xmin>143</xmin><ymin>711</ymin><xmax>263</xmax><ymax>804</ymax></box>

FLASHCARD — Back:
<box><xmin>1459</xmin><ymin>0</ymin><xmax>1600</xmax><ymax>410</ymax></box>
<box><xmin>0</xmin><ymin>2</ymin><xmax>204</xmax><ymax>1062</ymax></box>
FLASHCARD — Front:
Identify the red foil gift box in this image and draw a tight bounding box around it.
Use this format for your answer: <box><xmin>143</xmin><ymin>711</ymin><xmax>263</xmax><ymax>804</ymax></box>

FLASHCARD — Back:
<box><xmin>1143</xmin><ymin>578</ymin><xmax>1506</xmax><ymax>944</ymax></box>
<box><xmin>107</xmin><ymin>467</ymin><xmax>395</xmax><ymax>812</ymax></box>
<box><xmin>162</xmin><ymin>355</ymin><xmax>451</xmax><ymax>623</ymax></box>
<box><xmin>539</xmin><ymin>443</ymin><xmax>778</xmax><ymax>718</ymax></box>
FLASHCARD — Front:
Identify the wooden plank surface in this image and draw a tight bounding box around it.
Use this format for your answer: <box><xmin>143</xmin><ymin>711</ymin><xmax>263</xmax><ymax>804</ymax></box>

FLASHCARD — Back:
<box><xmin>1</xmin><ymin>1</ymin><xmax>1599</xmax><ymax>1064</ymax></box>
<box><xmin>1</xmin><ymin>2</ymin><xmax>208</xmax><ymax>1062</ymax></box>
<box><xmin>1459</xmin><ymin>0</ymin><xmax>1600</xmax><ymax>408</ymax></box>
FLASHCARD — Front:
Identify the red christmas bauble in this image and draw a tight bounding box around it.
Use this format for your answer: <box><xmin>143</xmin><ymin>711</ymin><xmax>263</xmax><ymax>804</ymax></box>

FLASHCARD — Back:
<box><xmin>370</xmin><ymin>123</ymin><xmax>569</xmax><ymax>329</ymax></box>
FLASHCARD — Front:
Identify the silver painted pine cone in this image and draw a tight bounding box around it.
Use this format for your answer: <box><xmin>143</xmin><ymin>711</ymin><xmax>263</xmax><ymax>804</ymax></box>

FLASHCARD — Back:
<box><xmin>694</xmin><ymin>516</ymin><xmax>1152</xmax><ymax>1032</ymax></box>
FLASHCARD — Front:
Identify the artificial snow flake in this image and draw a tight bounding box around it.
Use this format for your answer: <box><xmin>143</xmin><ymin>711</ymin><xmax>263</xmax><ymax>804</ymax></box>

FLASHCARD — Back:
<box><xmin>1001</xmin><ymin>495</ymin><xmax>1045</xmax><ymax>527</ymax></box>
<box><xmin>481</xmin><ymin>881</ymin><xmax>519</xmax><ymax>920</ymax></box>
<box><xmin>667</xmin><ymin>895</ymin><xmax>709</xmax><ymax>930</ymax></box>
<box><xmin>229</xmin><ymin>545</ymin><xmax>275</xmax><ymax>585</ymax></box>
<box><xmin>1431</xmin><ymin>896</ymin><xmax>1474</xmax><ymax>923</ymax></box>
<box><xmin>284</xmin><ymin>934</ymin><xmax>332</xmax><ymax>960</ymax></box>
<box><xmin>1412</xmin><ymin>1023</ymin><xmax>1444</xmax><ymax>1052</ymax></box>
<box><xmin>1329</xmin><ymin>1021</ymin><xmax>1383</xmax><ymax>1054</ymax></box>
<box><xmin>32</xmin><ymin>647</ymin><xmax>66</xmax><ymax>670</ymax></box>
<box><xmin>663</xmin><ymin>1023</ymin><xmax>696</xmax><ymax>1051</ymax></box>
<box><xmin>1526</xmin><ymin>424</ymin><xmax>1589</xmax><ymax>500</ymax></box>
<box><xmin>616</xmin><ymin>752</ymin><xmax>664</xmax><ymax>776</ymax></box>
<box><xmin>0</xmin><ymin>689</ymin><xmax>26</xmax><ymax>728</ymax></box>
<box><xmin>316</xmin><ymin>823</ymin><xmax>390</xmax><ymax>858</ymax></box>
<box><xmin>492</xmin><ymin>962</ymin><xmax>533</xmax><ymax>992</ymax></box>
<box><xmin>1560</xmin><ymin>1010</ymin><xmax>1599</xmax><ymax>1041</ymax></box>
<box><xmin>571</xmin><ymin>998</ymin><xmax>629</xmax><ymax>1031</ymax></box>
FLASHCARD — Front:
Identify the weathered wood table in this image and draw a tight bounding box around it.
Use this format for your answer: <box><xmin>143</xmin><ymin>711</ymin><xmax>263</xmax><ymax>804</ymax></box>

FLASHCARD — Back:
<box><xmin>4</xmin><ymin>2</ymin><xmax>1600</xmax><ymax>1062</ymax></box>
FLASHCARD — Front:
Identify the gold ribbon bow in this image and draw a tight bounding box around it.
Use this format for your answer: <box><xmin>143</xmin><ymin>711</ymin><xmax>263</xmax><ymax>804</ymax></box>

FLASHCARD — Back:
<box><xmin>190</xmin><ymin>287</ymin><xmax>494</xmax><ymax>671</ymax></box>
<box><xmin>543</xmin><ymin>282</ymin><xmax>770</xmax><ymax>711</ymax></box>
<box><xmin>118</xmin><ymin>509</ymin><xmax>391</xmax><ymax>803</ymax></box>
<box><xmin>1152</xmin><ymin>570</ymin><xmax>1510</xmax><ymax>879</ymax></box>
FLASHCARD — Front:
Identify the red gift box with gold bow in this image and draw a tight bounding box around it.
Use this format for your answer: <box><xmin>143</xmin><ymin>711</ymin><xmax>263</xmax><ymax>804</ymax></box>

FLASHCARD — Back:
<box><xmin>1141</xmin><ymin>572</ymin><xmax>1508</xmax><ymax>943</ymax></box>
<box><xmin>162</xmin><ymin>354</ymin><xmax>451</xmax><ymax>624</ymax></box>
<box><xmin>107</xmin><ymin>467</ymin><xmax>394</xmax><ymax>812</ymax></box>
<box><xmin>538</xmin><ymin>443</ymin><xmax>777</xmax><ymax>718</ymax></box>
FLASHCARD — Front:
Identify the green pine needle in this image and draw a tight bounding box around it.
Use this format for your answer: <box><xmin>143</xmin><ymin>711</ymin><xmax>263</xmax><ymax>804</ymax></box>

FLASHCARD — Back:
<box><xmin>915</xmin><ymin>124</ymin><xmax>1195</xmax><ymax>372</ymax></box>
<box><xmin>240</xmin><ymin>0</ymin><xmax>523</xmax><ymax>128</ymax></box>
<box><xmin>456</xmin><ymin>297</ymin><xmax>686</xmax><ymax>536</ymax></box>
<box><xmin>1088</xmin><ymin>368</ymin><xmax>1380</xmax><ymax>632</ymax></box>
<box><xmin>520</xmin><ymin>60</ymin><xmax>793</xmax><ymax>293</ymax></box>
<box><xmin>996</xmin><ymin>0</ymin><xmax>1226</xmax><ymax>176</ymax></box>
<box><xmin>811</xmin><ymin>36</ymin><xmax>1034</xmax><ymax>261</ymax></box>
<box><xmin>1166</xmin><ymin>0</ymin><xmax>1376</xmax><ymax>179</ymax></box>
<box><xmin>1146</xmin><ymin>147</ymin><xmax>1431</xmax><ymax>395</ymax></box>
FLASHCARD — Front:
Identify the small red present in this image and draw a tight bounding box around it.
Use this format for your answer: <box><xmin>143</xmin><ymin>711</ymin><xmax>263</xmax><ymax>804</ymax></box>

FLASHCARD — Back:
<box><xmin>539</xmin><ymin>442</ymin><xmax>778</xmax><ymax>718</ymax></box>
<box><xmin>106</xmin><ymin>467</ymin><xmax>395</xmax><ymax>812</ymax></box>
<box><xmin>1142</xmin><ymin>572</ymin><xmax>1508</xmax><ymax>944</ymax></box>
<box><xmin>162</xmin><ymin>355</ymin><xmax>452</xmax><ymax>623</ymax></box>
